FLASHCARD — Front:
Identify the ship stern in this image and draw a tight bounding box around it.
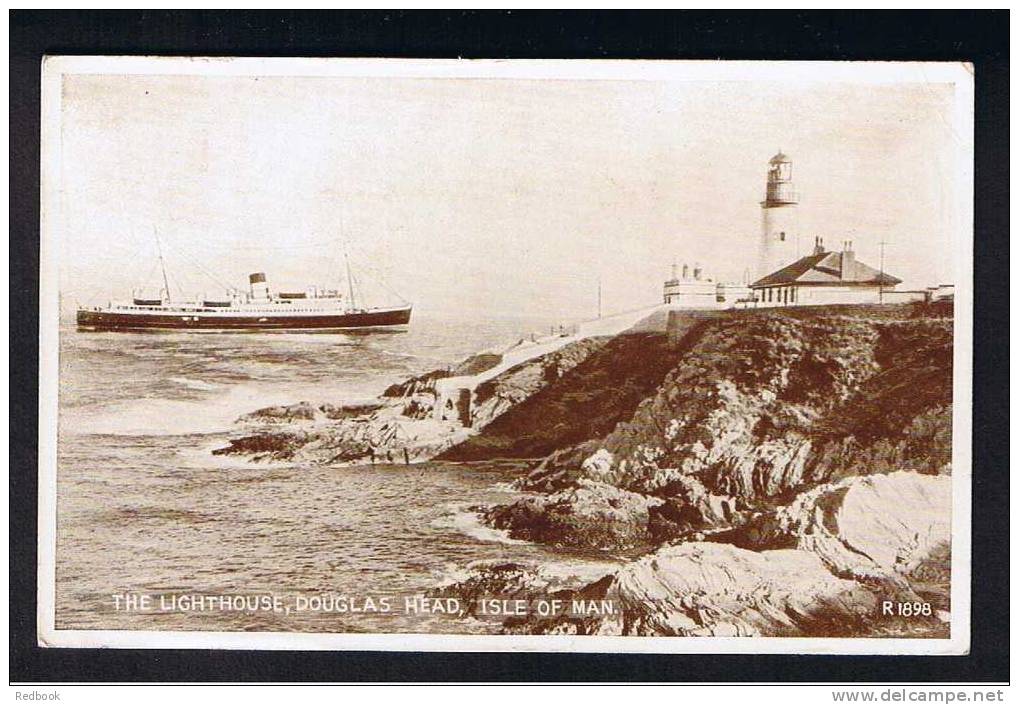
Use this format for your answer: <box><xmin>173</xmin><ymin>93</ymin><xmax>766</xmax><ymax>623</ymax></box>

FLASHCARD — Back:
<box><xmin>76</xmin><ymin>308</ymin><xmax>100</xmax><ymax>329</ymax></box>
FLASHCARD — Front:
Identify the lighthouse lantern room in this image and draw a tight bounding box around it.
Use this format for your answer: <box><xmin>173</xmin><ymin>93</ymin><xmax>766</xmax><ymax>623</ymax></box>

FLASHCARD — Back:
<box><xmin>755</xmin><ymin>151</ymin><xmax>800</xmax><ymax>280</ymax></box>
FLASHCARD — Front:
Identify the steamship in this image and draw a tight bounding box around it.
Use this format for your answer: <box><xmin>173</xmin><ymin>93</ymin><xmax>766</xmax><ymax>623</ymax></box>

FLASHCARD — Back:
<box><xmin>76</xmin><ymin>270</ymin><xmax>412</xmax><ymax>332</ymax></box>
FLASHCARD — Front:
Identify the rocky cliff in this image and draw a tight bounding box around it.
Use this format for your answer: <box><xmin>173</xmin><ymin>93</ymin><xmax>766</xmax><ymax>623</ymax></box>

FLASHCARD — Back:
<box><xmin>438</xmin><ymin>331</ymin><xmax>685</xmax><ymax>461</ymax></box>
<box><xmin>434</xmin><ymin>304</ymin><xmax>953</xmax><ymax>638</ymax></box>
<box><xmin>216</xmin><ymin>301</ymin><xmax>955</xmax><ymax>638</ymax></box>
<box><xmin>486</xmin><ymin>306</ymin><xmax>953</xmax><ymax>552</ymax></box>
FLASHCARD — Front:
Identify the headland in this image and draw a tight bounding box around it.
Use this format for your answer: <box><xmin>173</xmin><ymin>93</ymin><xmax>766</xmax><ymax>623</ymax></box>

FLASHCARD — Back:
<box><xmin>216</xmin><ymin>299</ymin><xmax>954</xmax><ymax>637</ymax></box>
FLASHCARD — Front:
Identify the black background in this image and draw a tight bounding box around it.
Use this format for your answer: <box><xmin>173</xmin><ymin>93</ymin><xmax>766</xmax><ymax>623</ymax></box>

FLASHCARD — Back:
<box><xmin>10</xmin><ymin>10</ymin><xmax>1009</xmax><ymax>683</ymax></box>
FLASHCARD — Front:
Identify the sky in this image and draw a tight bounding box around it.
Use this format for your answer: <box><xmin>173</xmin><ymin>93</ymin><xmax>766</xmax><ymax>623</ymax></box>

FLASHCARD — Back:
<box><xmin>54</xmin><ymin>67</ymin><xmax>963</xmax><ymax>319</ymax></box>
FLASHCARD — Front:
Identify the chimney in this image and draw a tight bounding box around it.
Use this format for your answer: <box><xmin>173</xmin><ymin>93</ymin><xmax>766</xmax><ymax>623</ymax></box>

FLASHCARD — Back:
<box><xmin>693</xmin><ymin>264</ymin><xmax>702</xmax><ymax>281</ymax></box>
<box><xmin>813</xmin><ymin>236</ymin><xmax>825</xmax><ymax>256</ymax></box>
<box><xmin>249</xmin><ymin>272</ymin><xmax>270</xmax><ymax>299</ymax></box>
<box><xmin>840</xmin><ymin>241</ymin><xmax>855</xmax><ymax>281</ymax></box>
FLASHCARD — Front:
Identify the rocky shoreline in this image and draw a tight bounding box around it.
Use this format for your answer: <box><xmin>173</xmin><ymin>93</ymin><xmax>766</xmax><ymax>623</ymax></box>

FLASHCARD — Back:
<box><xmin>211</xmin><ymin>334</ymin><xmax>614</xmax><ymax>465</ymax></box>
<box><xmin>217</xmin><ymin>302</ymin><xmax>955</xmax><ymax>638</ymax></box>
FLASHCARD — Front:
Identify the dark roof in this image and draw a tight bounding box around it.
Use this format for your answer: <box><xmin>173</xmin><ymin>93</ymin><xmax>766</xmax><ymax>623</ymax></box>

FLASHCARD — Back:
<box><xmin>769</xmin><ymin>152</ymin><xmax>790</xmax><ymax>164</ymax></box>
<box><xmin>751</xmin><ymin>251</ymin><xmax>902</xmax><ymax>288</ymax></box>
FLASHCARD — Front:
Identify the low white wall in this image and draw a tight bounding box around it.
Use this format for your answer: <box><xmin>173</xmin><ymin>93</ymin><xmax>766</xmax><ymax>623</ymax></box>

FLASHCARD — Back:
<box><xmin>797</xmin><ymin>286</ymin><xmax>882</xmax><ymax>306</ymax></box>
<box><xmin>881</xmin><ymin>290</ymin><xmax>927</xmax><ymax>304</ymax></box>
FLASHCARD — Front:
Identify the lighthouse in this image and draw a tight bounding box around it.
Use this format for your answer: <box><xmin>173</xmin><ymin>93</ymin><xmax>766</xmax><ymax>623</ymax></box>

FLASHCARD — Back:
<box><xmin>755</xmin><ymin>151</ymin><xmax>800</xmax><ymax>280</ymax></box>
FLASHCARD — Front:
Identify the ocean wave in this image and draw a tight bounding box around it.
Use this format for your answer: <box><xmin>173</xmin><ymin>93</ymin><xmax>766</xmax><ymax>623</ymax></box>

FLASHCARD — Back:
<box><xmin>378</xmin><ymin>348</ymin><xmax>450</xmax><ymax>366</ymax></box>
<box><xmin>168</xmin><ymin>376</ymin><xmax>219</xmax><ymax>392</ymax></box>
<box><xmin>59</xmin><ymin>375</ymin><xmax>400</xmax><ymax>437</ymax></box>
<box><xmin>430</xmin><ymin>508</ymin><xmax>530</xmax><ymax>546</ymax></box>
<box><xmin>60</xmin><ymin>382</ymin><xmax>305</xmax><ymax>437</ymax></box>
<box><xmin>377</xmin><ymin>349</ymin><xmax>430</xmax><ymax>362</ymax></box>
<box><xmin>61</xmin><ymin>398</ymin><xmax>243</xmax><ymax>436</ymax></box>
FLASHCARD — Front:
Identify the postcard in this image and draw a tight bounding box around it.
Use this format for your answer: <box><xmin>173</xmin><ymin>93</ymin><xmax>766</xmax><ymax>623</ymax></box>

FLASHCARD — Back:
<box><xmin>38</xmin><ymin>57</ymin><xmax>973</xmax><ymax>653</ymax></box>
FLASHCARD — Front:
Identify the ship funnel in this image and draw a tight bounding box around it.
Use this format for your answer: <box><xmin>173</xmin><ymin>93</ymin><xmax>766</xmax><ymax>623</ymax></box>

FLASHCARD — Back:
<box><xmin>249</xmin><ymin>272</ymin><xmax>269</xmax><ymax>300</ymax></box>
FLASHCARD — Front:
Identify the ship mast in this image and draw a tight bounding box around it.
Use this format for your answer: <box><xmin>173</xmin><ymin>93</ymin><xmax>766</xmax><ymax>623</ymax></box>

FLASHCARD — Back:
<box><xmin>154</xmin><ymin>228</ymin><xmax>171</xmax><ymax>302</ymax></box>
<box><xmin>338</xmin><ymin>210</ymin><xmax>358</xmax><ymax>310</ymax></box>
<box><xmin>344</xmin><ymin>251</ymin><xmax>356</xmax><ymax>310</ymax></box>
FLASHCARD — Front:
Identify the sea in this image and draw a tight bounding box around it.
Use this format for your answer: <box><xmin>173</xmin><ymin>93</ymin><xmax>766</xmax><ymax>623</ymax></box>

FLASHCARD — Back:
<box><xmin>55</xmin><ymin>313</ymin><xmax>622</xmax><ymax>634</ymax></box>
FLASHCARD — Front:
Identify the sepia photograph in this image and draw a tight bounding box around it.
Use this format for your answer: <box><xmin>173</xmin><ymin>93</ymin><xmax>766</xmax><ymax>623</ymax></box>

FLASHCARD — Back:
<box><xmin>35</xmin><ymin>56</ymin><xmax>974</xmax><ymax>656</ymax></box>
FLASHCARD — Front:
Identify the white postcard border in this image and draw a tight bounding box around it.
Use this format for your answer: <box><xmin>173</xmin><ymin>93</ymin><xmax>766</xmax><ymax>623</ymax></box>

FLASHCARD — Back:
<box><xmin>37</xmin><ymin>57</ymin><xmax>974</xmax><ymax>654</ymax></box>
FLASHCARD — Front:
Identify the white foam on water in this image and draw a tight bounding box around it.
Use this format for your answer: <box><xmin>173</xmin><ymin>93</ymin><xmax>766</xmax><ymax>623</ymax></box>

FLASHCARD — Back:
<box><xmin>62</xmin><ymin>380</ymin><xmax>335</xmax><ymax>437</ymax></box>
<box><xmin>537</xmin><ymin>559</ymin><xmax>621</xmax><ymax>585</ymax></box>
<box><xmin>430</xmin><ymin>508</ymin><xmax>531</xmax><ymax>546</ymax></box>
<box><xmin>60</xmin><ymin>360</ymin><xmax>410</xmax><ymax>438</ymax></box>
<box><xmin>168</xmin><ymin>376</ymin><xmax>219</xmax><ymax>391</ymax></box>
<box><xmin>62</xmin><ymin>391</ymin><xmax>255</xmax><ymax>437</ymax></box>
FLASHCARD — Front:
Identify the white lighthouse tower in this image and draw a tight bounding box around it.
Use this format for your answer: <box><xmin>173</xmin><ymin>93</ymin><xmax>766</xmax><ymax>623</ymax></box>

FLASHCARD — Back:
<box><xmin>755</xmin><ymin>151</ymin><xmax>800</xmax><ymax>280</ymax></box>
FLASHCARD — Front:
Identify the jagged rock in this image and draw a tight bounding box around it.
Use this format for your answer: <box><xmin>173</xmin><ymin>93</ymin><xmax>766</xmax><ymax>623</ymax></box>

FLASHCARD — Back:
<box><xmin>216</xmin><ymin>407</ymin><xmax>471</xmax><ymax>465</ymax></box>
<box><xmin>400</xmin><ymin>397</ymin><xmax>435</xmax><ymax>420</ymax></box>
<box><xmin>319</xmin><ymin>402</ymin><xmax>383</xmax><ymax>420</ymax></box>
<box><xmin>647</xmin><ymin>472</ymin><xmax>742</xmax><ymax>542</ymax></box>
<box><xmin>211</xmin><ymin>430</ymin><xmax>309</xmax><ymax>460</ymax></box>
<box><xmin>580</xmin><ymin>448</ymin><xmax>615</xmax><ymax>481</ymax></box>
<box><xmin>483</xmin><ymin>480</ymin><xmax>663</xmax><ymax>550</ymax></box>
<box><xmin>382</xmin><ymin>369</ymin><xmax>452</xmax><ymax>398</ymax></box>
<box><xmin>514</xmin><ymin>445</ymin><xmax>595</xmax><ymax>492</ymax></box>
<box><xmin>238</xmin><ymin>401</ymin><xmax>318</xmax><ymax>424</ymax></box>
<box><xmin>427</xmin><ymin>560</ymin><xmax>622</xmax><ymax>634</ymax></box>
<box><xmin>238</xmin><ymin>400</ymin><xmax>383</xmax><ymax>425</ymax></box>
<box><xmin>427</xmin><ymin>562</ymin><xmax>558</xmax><ymax>618</ymax></box>
<box><xmin>452</xmin><ymin>353</ymin><xmax>503</xmax><ymax>377</ymax></box>
<box><xmin>476</xmin><ymin>494</ymin><xmax>952</xmax><ymax>637</ymax></box>
<box><xmin>380</xmin><ymin>353</ymin><xmax>502</xmax><ymax>399</ymax></box>
<box><xmin>716</xmin><ymin>470</ymin><xmax>953</xmax><ymax>615</ymax></box>
<box><xmin>777</xmin><ymin>471</ymin><xmax>951</xmax><ymax>581</ymax></box>
<box><xmin>486</xmin><ymin>542</ymin><xmax>891</xmax><ymax>637</ymax></box>
<box><xmin>467</xmin><ymin>337</ymin><xmax>607</xmax><ymax>431</ymax></box>
<box><xmin>584</xmin><ymin>542</ymin><xmax>881</xmax><ymax>636</ymax></box>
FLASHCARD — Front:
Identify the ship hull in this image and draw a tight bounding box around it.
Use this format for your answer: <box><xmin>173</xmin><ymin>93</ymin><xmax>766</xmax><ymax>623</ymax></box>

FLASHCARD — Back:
<box><xmin>76</xmin><ymin>306</ymin><xmax>412</xmax><ymax>332</ymax></box>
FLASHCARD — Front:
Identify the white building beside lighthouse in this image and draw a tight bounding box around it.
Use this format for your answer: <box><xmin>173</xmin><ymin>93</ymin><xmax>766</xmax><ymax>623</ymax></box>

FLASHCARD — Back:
<box><xmin>662</xmin><ymin>262</ymin><xmax>751</xmax><ymax>308</ymax></box>
<box><xmin>659</xmin><ymin>149</ymin><xmax>930</xmax><ymax>310</ymax></box>
<box><xmin>751</xmin><ymin>237</ymin><xmax>905</xmax><ymax>307</ymax></box>
<box><xmin>755</xmin><ymin>152</ymin><xmax>800</xmax><ymax>280</ymax></box>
